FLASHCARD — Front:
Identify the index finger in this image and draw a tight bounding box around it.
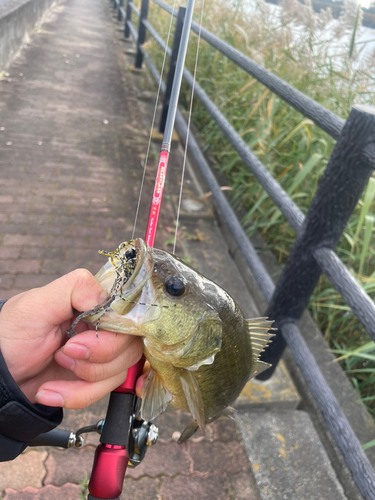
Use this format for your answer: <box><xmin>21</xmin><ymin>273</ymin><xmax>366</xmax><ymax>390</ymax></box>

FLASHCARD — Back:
<box><xmin>60</xmin><ymin>330</ymin><xmax>143</xmax><ymax>364</ymax></box>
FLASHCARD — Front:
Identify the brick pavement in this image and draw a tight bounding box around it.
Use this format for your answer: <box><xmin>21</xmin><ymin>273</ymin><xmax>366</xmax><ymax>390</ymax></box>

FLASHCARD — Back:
<box><xmin>0</xmin><ymin>0</ymin><xmax>262</xmax><ymax>498</ymax></box>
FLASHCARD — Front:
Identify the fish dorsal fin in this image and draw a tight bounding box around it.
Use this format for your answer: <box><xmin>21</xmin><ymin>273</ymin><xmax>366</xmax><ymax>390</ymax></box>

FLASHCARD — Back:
<box><xmin>251</xmin><ymin>359</ymin><xmax>273</xmax><ymax>377</ymax></box>
<box><xmin>140</xmin><ymin>368</ymin><xmax>172</xmax><ymax>422</ymax></box>
<box><xmin>180</xmin><ymin>370</ymin><xmax>205</xmax><ymax>433</ymax></box>
<box><xmin>246</xmin><ymin>317</ymin><xmax>276</xmax><ymax>377</ymax></box>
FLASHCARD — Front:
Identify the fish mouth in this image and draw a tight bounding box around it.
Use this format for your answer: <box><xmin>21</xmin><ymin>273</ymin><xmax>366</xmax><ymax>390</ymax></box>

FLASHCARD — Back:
<box><xmin>95</xmin><ymin>237</ymin><xmax>154</xmax><ymax>314</ymax></box>
<box><xmin>68</xmin><ymin>238</ymin><xmax>157</xmax><ymax>336</ymax></box>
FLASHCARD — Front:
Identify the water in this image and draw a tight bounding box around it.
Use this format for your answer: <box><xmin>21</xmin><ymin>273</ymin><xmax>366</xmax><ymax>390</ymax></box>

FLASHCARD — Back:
<box><xmin>356</xmin><ymin>25</ymin><xmax>375</xmax><ymax>59</ymax></box>
<box><xmin>0</xmin><ymin>0</ymin><xmax>30</xmax><ymax>17</ymax></box>
<box><xmin>244</xmin><ymin>0</ymin><xmax>375</xmax><ymax>66</ymax></box>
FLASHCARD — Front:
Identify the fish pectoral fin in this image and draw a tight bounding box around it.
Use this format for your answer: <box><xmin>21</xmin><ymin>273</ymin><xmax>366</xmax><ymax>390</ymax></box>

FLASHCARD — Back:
<box><xmin>180</xmin><ymin>370</ymin><xmax>205</xmax><ymax>433</ymax></box>
<box><xmin>177</xmin><ymin>421</ymin><xmax>199</xmax><ymax>444</ymax></box>
<box><xmin>140</xmin><ymin>368</ymin><xmax>172</xmax><ymax>422</ymax></box>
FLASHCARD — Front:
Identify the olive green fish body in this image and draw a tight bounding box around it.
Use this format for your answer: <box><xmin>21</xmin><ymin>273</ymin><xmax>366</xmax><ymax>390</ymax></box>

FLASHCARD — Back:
<box><xmin>143</xmin><ymin>300</ymin><xmax>253</xmax><ymax>424</ymax></box>
<box><xmin>194</xmin><ymin>305</ymin><xmax>254</xmax><ymax>423</ymax></box>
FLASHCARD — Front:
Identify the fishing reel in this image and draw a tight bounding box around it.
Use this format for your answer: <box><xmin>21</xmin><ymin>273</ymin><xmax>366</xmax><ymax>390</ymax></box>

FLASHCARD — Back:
<box><xmin>27</xmin><ymin>416</ymin><xmax>159</xmax><ymax>468</ymax></box>
<box><xmin>127</xmin><ymin>418</ymin><xmax>159</xmax><ymax>467</ymax></box>
<box><xmin>74</xmin><ymin>416</ymin><xmax>158</xmax><ymax>467</ymax></box>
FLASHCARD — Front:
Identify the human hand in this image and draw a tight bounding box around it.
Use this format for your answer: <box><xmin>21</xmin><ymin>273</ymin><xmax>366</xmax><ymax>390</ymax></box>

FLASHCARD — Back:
<box><xmin>0</xmin><ymin>269</ymin><xmax>143</xmax><ymax>409</ymax></box>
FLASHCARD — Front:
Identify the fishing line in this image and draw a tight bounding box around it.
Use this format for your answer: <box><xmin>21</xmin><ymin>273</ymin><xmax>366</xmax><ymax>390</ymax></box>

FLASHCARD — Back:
<box><xmin>172</xmin><ymin>0</ymin><xmax>205</xmax><ymax>255</ymax></box>
<box><xmin>132</xmin><ymin>0</ymin><xmax>178</xmax><ymax>240</ymax></box>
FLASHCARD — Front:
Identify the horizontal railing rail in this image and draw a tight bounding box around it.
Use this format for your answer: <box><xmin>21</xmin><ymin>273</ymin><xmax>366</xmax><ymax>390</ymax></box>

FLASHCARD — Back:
<box><xmin>129</xmin><ymin>2</ymin><xmax>139</xmax><ymax>16</ymax></box>
<box><xmin>127</xmin><ymin>17</ymin><xmax>138</xmax><ymax>39</ymax></box>
<box><xmin>111</xmin><ymin>1</ymin><xmax>375</xmax><ymax>498</ymax></box>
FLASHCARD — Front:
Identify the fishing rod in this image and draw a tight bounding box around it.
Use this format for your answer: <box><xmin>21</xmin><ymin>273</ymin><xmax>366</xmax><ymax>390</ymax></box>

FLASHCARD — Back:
<box><xmin>87</xmin><ymin>1</ymin><xmax>197</xmax><ymax>498</ymax></box>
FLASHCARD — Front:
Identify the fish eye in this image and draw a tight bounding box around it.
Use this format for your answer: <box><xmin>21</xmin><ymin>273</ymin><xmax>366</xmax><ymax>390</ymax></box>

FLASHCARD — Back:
<box><xmin>165</xmin><ymin>276</ymin><xmax>185</xmax><ymax>297</ymax></box>
<box><xmin>125</xmin><ymin>248</ymin><xmax>136</xmax><ymax>260</ymax></box>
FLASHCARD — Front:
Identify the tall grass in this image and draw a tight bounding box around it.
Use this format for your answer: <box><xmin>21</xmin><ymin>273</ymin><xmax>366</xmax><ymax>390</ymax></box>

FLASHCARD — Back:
<box><xmin>139</xmin><ymin>0</ymin><xmax>375</xmax><ymax>416</ymax></box>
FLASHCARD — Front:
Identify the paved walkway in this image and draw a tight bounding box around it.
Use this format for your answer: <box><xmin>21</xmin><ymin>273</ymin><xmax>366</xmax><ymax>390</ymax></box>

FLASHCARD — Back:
<box><xmin>0</xmin><ymin>0</ymin><xmax>261</xmax><ymax>498</ymax></box>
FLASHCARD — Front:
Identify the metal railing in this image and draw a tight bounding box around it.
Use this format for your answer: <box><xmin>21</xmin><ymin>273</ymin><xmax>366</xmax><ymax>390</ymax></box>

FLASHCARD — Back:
<box><xmin>110</xmin><ymin>0</ymin><xmax>375</xmax><ymax>497</ymax></box>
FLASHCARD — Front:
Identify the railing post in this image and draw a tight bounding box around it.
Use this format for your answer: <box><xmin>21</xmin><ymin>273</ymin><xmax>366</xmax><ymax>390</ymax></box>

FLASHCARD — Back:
<box><xmin>159</xmin><ymin>7</ymin><xmax>186</xmax><ymax>134</ymax></box>
<box><xmin>124</xmin><ymin>0</ymin><xmax>132</xmax><ymax>38</ymax></box>
<box><xmin>134</xmin><ymin>0</ymin><xmax>149</xmax><ymax>69</ymax></box>
<box><xmin>258</xmin><ymin>104</ymin><xmax>375</xmax><ymax>379</ymax></box>
<box><xmin>118</xmin><ymin>0</ymin><xmax>123</xmax><ymax>21</ymax></box>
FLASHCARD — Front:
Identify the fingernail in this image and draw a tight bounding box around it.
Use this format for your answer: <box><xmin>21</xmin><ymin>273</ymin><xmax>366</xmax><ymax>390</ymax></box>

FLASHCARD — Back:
<box><xmin>35</xmin><ymin>390</ymin><xmax>64</xmax><ymax>407</ymax></box>
<box><xmin>63</xmin><ymin>343</ymin><xmax>90</xmax><ymax>360</ymax></box>
<box><xmin>56</xmin><ymin>352</ymin><xmax>75</xmax><ymax>370</ymax></box>
<box><xmin>99</xmin><ymin>289</ymin><xmax>108</xmax><ymax>302</ymax></box>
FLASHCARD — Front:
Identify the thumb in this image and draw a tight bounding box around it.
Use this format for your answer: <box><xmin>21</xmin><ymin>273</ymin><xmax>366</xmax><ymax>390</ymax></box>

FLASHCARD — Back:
<box><xmin>32</xmin><ymin>268</ymin><xmax>107</xmax><ymax>325</ymax></box>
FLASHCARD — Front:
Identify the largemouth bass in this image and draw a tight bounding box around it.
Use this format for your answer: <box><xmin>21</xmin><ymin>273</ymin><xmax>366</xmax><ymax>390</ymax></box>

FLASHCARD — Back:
<box><xmin>68</xmin><ymin>238</ymin><xmax>274</xmax><ymax>442</ymax></box>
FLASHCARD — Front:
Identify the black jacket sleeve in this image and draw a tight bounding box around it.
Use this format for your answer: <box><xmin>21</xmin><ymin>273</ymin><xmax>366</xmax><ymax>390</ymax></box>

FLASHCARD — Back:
<box><xmin>0</xmin><ymin>299</ymin><xmax>63</xmax><ymax>461</ymax></box>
